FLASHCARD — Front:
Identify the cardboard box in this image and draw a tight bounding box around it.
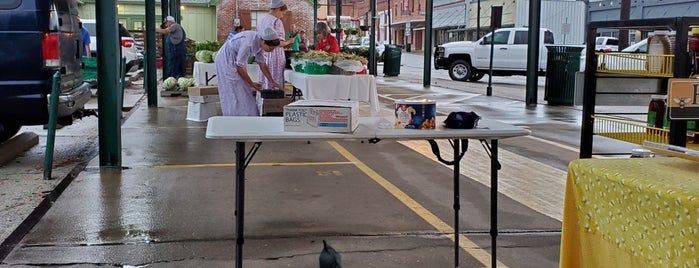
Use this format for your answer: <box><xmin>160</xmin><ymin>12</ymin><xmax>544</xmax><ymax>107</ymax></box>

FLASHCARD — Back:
<box><xmin>186</xmin><ymin>101</ymin><xmax>219</xmax><ymax>122</ymax></box>
<box><xmin>188</xmin><ymin>95</ymin><xmax>220</xmax><ymax>103</ymax></box>
<box><xmin>188</xmin><ymin>86</ymin><xmax>218</xmax><ymax>96</ymax></box>
<box><xmin>259</xmin><ymin>97</ymin><xmax>293</xmax><ymax>116</ymax></box>
<box><xmin>283</xmin><ymin>100</ymin><xmax>359</xmax><ymax>133</ymax></box>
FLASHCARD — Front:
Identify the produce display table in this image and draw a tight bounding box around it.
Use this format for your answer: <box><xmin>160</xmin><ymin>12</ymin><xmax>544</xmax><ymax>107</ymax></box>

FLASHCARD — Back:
<box><xmin>206</xmin><ymin>116</ymin><xmax>531</xmax><ymax>268</ymax></box>
<box><xmin>193</xmin><ymin>62</ymin><xmax>261</xmax><ymax>86</ymax></box>
<box><xmin>560</xmin><ymin>157</ymin><xmax>699</xmax><ymax>268</ymax></box>
<box><xmin>283</xmin><ymin>70</ymin><xmax>380</xmax><ymax>116</ymax></box>
<box><xmin>193</xmin><ymin>62</ymin><xmax>217</xmax><ymax>86</ymax></box>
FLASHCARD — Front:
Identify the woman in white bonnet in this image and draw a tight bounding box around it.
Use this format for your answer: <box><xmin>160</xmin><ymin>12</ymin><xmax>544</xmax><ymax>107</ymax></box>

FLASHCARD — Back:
<box><xmin>256</xmin><ymin>0</ymin><xmax>294</xmax><ymax>90</ymax></box>
<box><xmin>214</xmin><ymin>28</ymin><xmax>281</xmax><ymax>116</ymax></box>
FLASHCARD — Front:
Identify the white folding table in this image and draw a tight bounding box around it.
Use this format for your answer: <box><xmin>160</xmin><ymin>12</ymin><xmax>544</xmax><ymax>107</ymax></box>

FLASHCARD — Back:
<box><xmin>206</xmin><ymin>116</ymin><xmax>530</xmax><ymax>268</ymax></box>
<box><xmin>283</xmin><ymin>70</ymin><xmax>380</xmax><ymax>115</ymax></box>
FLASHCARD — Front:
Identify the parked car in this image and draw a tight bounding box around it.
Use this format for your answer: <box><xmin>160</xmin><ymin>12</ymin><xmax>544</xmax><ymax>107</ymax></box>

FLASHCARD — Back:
<box><xmin>434</xmin><ymin>27</ymin><xmax>555</xmax><ymax>81</ymax></box>
<box><xmin>81</xmin><ymin>19</ymin><xmax>142</xmax><ymax>72</ymax></box>
<box><xmin>347</xmin><ymin>37</ymin><xmax>385</xmax><ymax>59</ymax></box>
<box><xmin>0</xmin><ymin>0</ymin><xmax>92</xmax><ymax>142</ymax></box>
<box><xmin>595</xmin><ymin>36</ymin><xmax>619</xmax><ymax>52</ymax></box>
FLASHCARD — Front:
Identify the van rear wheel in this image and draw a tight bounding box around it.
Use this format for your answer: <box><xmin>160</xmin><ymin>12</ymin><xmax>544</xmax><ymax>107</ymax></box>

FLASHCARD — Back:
<box><xmin>448</xmin><ymin>60</ymin><xmax>472</xmax><ymax>81</ymax></box>
<box><xmin>0</xmin><ymin>122</ymin><xmax>21</xmax><ymax>143</ymax></box>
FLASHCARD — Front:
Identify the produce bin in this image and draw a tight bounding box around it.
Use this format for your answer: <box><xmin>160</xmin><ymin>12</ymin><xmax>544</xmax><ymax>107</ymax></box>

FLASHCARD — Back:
<box><xmin>544</xmin><ymin>45</ymin><xmax>584</xmax><ymax>105</ymax></box>
<box><xmin>303</xmin><ymin>60</ymin><xmax>331</xmax><ymax>74</ymax></box>
<box><xmin>383</xmin><ymin>44</ymin><xmax>402</xmax><ymax>76</ymax></box>
<box><xmin>83</xmin><ymin>57</ymin><xmax>98</xmax><ymax>81</ymax></box>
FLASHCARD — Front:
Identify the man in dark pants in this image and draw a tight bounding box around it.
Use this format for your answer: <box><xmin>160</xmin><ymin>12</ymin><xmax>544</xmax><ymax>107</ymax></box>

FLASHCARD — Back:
<box><xmin>156</xmin><ymin>16</ymin><xmax>186</xmax><ymax>78</ymax></box>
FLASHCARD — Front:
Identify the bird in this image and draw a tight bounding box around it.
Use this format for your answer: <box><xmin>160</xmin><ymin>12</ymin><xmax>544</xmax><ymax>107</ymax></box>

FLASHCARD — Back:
<box><xmin>319</xmin><ymin>240</ymin><xmax>342</xmax><ymax>268</ymax></box>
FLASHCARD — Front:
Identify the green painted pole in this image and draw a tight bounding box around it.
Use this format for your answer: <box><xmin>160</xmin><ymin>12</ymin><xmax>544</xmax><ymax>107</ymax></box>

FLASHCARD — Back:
<box><xmin>146</xmin><ymin>0</ymin><xmax>158</xmax><ymax>107</ymax></box>
<box><xmin>43</xmin><ymin>72</ymin><xmax>60</xmax><ymax>180</ymax></box>
<box><xmin>422</xmin><ymin>0</ymin><xmax>433</xmax><ymax>87</ymax></box>
<box><xmin>369</xmin><ymin>0</ymin><xmax>376</xmax><ymax>75</ymax></box>
<box><xmin>120</xmin><ymin>57</ymin><xmax>126</xmax><ymax>115</ymax></box>
<box><xmin>525</xmin><ymin>0</ymin><xmax>541</xmax><ymax>107</ymax></box>
<box><xmin>96</xmin><ymin>0</ymin><xmax>122</xmax><ymax>167</ymax></box>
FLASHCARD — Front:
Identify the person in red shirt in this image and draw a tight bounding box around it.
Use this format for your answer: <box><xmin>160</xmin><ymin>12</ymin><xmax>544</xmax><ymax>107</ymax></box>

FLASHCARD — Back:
<box><xmin>314</xmin><ymin>22</ymin><xmax>340</xmax><ymax>54</ymax></box>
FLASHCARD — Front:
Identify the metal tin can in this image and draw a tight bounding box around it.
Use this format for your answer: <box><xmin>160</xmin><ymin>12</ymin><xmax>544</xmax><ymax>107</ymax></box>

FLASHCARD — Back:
<box><xmin>394</xmin><ymin>99</ymin><xmax>437</xmax><ymax>129</ymax></box>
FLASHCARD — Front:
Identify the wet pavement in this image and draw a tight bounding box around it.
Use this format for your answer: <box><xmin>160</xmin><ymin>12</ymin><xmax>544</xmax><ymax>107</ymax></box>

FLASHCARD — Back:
<box><xmin>0</xmin><ymin>54</ymin><xmax>643</xmax><ymax>267</ymax></box>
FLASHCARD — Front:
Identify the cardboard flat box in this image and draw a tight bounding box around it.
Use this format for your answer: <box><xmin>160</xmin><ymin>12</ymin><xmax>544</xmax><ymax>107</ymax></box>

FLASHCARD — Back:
<box><xmin>189</xmin><ymin>95</ymin><xmax>220</xmax><ymax>103</ymax></box>
<box><xmin>186</xmin><ymin>101</ymin><xmax>219</xmax><ymax>122</ymax></box>
<box><xmin>259</xmin><ymin>97</ymin><xmax>293</xmax><ymax>116</ymax></box>
<box><xmin>283</xmin><ymin>100</ymin><xmax>359</xmax><ymax>133</ymax></box>
<box><xmin>188</xmin><ymin>86</ymin><xmax>218</xmax><ymax>96</ymax></box>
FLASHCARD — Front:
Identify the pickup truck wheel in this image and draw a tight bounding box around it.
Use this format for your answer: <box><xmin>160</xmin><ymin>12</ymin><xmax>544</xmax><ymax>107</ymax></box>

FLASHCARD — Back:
<box><xmin>0</xmin><ymin>122</ymin><xmax>21</xmax><ymax>143</ymax></box>
<box><xmin>448</xmin><ymin>60</ymin><xmax>472</xmax><ymax>81</ymax></box>
<box><xmin>468</xmin><ymin>72</ymin><xmax>485</xmax><ymax>82</ymax></box>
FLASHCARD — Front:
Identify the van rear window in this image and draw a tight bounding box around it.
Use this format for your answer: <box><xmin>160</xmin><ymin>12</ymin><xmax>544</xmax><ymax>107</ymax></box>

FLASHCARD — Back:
<box><xmin>0</xmin><ymin>0</ymin><xmax>21</xmax><ymax>9</ymax></box>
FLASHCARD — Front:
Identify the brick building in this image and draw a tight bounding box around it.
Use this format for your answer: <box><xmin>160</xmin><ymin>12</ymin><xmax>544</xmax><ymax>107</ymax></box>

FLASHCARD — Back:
<box><xmin>215</xmin><ymin>0</ymin><xmax>429</xmax><ymax>51</ymax></box>
<box><xmin>216</xmin><ymin>0</ymin><xmax>317</xmax><ymax>42</ymax></box>
<box><xmin>334</xmin><ymin>0</ymin><xmax>427</xmax><ymax>51</ymax></box>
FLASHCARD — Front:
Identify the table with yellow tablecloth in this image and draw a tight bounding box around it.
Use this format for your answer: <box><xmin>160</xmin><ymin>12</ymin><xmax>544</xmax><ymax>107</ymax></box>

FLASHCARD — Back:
<box><xmin>560</xmin><ymin>157</ymin><xmax>699</xmax><ymax>268</ymax></box>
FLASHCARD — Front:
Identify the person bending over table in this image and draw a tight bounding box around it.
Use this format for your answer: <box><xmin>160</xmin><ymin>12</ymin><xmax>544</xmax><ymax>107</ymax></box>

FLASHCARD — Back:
<box><xmin>257</xmin><ymin>0</ymin><xmax>294</xmax><ymax>90</ymax></box>
<box><xmin>315</xmin><ymin>22</ymin><xmax>339</xmax><ymax>54</ymax></box>
<box><xmin>215</xmin><ymin>28</ymin><xmax>281</xmax><ymax>116</ymax></box>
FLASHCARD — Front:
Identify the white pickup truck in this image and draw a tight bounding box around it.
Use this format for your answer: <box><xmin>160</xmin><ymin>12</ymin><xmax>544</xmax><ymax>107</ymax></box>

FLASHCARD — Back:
<box><xmin>434</xmin><ymin>27</ymin><xmax>555</xmax><ymax>81</ymax></box>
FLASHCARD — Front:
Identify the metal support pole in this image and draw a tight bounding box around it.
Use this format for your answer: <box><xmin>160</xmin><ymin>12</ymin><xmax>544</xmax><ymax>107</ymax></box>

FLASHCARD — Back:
<box><xmin>235</xmin><ymin>142</ymin><xmax>246</xmax><ymax>268</ymax></box>
<box><xmin>477</xmin><ymin>0</ymin><xmax>481</xmax><ymax>39</ymax></box>
<box><xmin>146</xmin><ymin>0</ymin><xmax>158</xmax><ymax>107</ymax></box>
<box><xmin>422</xmin><ymin>0</ymin><xmax>433</xmax><ymax>87</ymax></box>
<box><xmin>487</xmin><ymin>29</ymin><xmax>495</xmax><ymax>96</ymax></box>
<box><xmin>452</xmin><ymin>139</ymin><xmax>461</xmax><ymax>267</ymax></box>
<box><xmin>369</xmin><ymin>0</ymin><xmax>377</xmax><ymax>75</ymax></box>
<box><xmin>43</xmin><ymin>72</ymin><xmax>60</xmax><ymax>180</ymax></box>
<box><xmin>490</xmin><ymin>139</ymin><xmax>499</xmax><ymax>268</ymax></box>
<box><xmin>335</xmin><ymin>0</ymin><xmax>342</xmax><ymax>43</ymax></box>
<box><xmin>525</xmin><ymin>0</ymin><xmax>541</xmax><ymax>107</ymax></box>
<box><xmin>161</xmin><ymin>0</ymin><xmax>170</xmax><ymax>79</ymax></box>
<box><xmin>387</xmin><ymin>0</ymin><xmax>392</xmax><ymax>44</ymax></box>
<box><xmin>96</xmin><ymin>0</ymin><xmax>122</xmax><ymax>167</ymax></box>
<box><xmin>314</xmin><ymin>0</ymin><xmax>318</xmax><ymax>44</ymax></box>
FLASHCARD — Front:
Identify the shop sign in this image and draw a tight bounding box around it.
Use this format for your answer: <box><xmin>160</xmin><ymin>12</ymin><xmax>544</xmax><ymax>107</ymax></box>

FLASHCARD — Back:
<box><xmin>668</xmin><ymin>78</ymin><xmax>699</xmax><ymax>119</ymax></box>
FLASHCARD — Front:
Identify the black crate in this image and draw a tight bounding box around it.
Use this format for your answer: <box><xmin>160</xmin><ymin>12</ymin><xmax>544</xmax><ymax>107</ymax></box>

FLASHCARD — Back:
<box><xmin>259</xmin><ymin>89</ymin><xmax>285</xmax><ymax>99</ymax></box>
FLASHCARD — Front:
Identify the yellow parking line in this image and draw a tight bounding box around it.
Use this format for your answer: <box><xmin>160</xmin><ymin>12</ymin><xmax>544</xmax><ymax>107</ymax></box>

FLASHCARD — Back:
<box><xmin>328</xmin><ymin>141</ymin><xmax>507</xmax><ymax>267</ymax></box>
<box><xmin>150</xmin><ymin>161</ymin><xmax>353</xmax><ymax>169</ymax></box>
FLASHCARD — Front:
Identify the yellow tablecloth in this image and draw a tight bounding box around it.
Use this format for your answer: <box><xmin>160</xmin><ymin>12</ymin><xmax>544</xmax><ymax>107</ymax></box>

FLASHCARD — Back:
<box><xmin>560</xmin><ymin>157</ymin><xmax>699</xmax><ymax>268</ymax></box>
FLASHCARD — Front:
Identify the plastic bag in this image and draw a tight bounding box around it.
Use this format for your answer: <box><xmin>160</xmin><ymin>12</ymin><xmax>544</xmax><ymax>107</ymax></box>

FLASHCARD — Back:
<box><xmin>333</xmin><ymin>60</ymin><xmax>364</xmax><ymax>73</ymax></box>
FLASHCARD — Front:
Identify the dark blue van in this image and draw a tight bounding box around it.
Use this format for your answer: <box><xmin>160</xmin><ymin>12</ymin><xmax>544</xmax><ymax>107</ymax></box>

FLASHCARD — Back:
<box><xmin>0</xmin><ymin>0</ymin><xmax>92</xmax><ymax>142</ymax></box>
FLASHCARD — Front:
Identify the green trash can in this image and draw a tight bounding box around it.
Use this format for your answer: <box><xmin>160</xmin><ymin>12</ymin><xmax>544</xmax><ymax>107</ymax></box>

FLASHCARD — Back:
<box><xmin>406</xmin><ymin>43</ymin><xmax>411</xmax><ymax>52</ymax></box>
<box><xmin>544</xmin><ymin>45</ymin><xmax>584</xmax><ymax>105</ymax></box>
<box><xmin>383</xmin><ymin>44</ymin><xmax>402</xmax><ymax>76</ymax></box>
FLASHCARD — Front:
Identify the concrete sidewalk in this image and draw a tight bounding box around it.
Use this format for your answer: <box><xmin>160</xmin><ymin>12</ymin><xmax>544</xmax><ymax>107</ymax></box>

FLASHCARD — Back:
<box><xmin>0</xmin><ymin>67</ymin><xmax>591</xmax><ymax>267</ymax></box>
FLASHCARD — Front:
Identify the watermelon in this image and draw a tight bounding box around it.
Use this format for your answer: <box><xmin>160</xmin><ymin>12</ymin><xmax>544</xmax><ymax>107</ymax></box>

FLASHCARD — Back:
<box><xmin>195</xmin><ymin>50</ymin><xmax>215</xmax><ymax>63</ymax></box>
<box><xmin>163</xmin><ymin>77</ymin><xmax>177</xmax><ymax>90</ymax></box>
